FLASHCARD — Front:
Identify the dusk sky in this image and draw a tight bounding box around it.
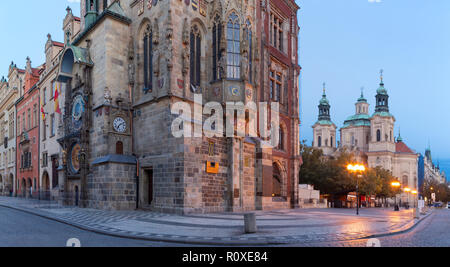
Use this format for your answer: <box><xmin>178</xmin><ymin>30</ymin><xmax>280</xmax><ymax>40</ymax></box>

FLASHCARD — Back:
<box><xmin>298</xmin><ymin>0</ymin><xmax>450</xmax><ymax>177</ymax></box>
<box><xmin>0</xmin><ymin>0</ymin><xmax>448</xmax><ymax>176</ymax></box>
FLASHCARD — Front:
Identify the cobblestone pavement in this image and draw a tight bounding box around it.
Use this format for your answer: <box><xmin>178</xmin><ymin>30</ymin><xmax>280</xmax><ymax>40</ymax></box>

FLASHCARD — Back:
<box><xmin>0</xmin><ymin>197</ymin><xmax>432</xmax><ymax>245</ymax></box>
<box><xmin>291</xmin><ymin>209</ymin><xmax>450</xmax><ymax>247</ymax></box>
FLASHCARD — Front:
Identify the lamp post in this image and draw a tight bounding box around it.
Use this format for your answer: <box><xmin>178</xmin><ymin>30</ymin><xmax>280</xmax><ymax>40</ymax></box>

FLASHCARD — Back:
<box><xmin>404</xmin><ymin>187</ymin><xmax>411</xmax><ymax>209</ymax></box>
<box><xmin>347</xmin><ymin>164</ymin><xmax>366</xmax><ymax>216</ymax></box>
<box><xmin>391</xmin><ymin>181</ymin><xmax>401</xmax><ymax>211</ymax></box>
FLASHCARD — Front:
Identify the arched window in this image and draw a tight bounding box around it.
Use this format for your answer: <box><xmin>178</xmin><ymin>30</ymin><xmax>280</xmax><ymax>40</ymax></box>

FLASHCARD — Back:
<box><xmin>402</xmin><ymin>175</ymin><xmax>409</xmax><ymax>188</ymax></box>
<box><xmin>278</xmin><ymin>126</ymin><xmax>284</xmax><ymax>151</ymax></box>
<box><xmin>272</xmin><ymin>164</ymin><xmax>282</xmax><ymax>197</ymax></box>
<box><xmin>116</xmin><ymin>141</ymin><xmax>123</xmax><ymax>155</ymax></box>
<box><xmin>318</xmin><ymin>136</ymin><xmax>322</xmax><ymax>147</ymax></box>
<box><xmin>212</xmin><ymin>15</ymin><xmax>222</xmax><ymax>81</ymax></box>
<box><xmin>227</xmin><ymin>12</ymin><xmax>240</xmax><ymax>79</ymax></box>
<box><xmin>143</xmin><ymin>25</ymin><xmax>153</xmax><ymax>92</ymax></box>
<box><xmin>246</xmin><ymin>19</ymin><xmax>253</xmax><ymax>83</ymax></box>
<box><xmin>190</xmin><ymin>25</ymin><xmax>201</xmax><ymax>87</ymax></box>
<box><xmin>376</xmin><ymin>129</ymin><xmax>381</xmax><ymax>142</ymax></box>
<box><xmin>330</xmin><ymin>136</ymin><xmax>334</xmax><ymax>147</ymax></box>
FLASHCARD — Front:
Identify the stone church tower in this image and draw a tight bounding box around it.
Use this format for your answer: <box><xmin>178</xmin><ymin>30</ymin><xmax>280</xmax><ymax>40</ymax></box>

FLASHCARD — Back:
<box><xmin>312</xmin><ymin>84</ymin><xmax>337</xmax><ymax>156</ymax></box>
<box><xmin>367</xmin><ymin>71</ymin><xmax>396</xmax><ymax>169</ymax></box>
<box><xmin>56</xmin><ymin>0</ymin><xmax>301</xmax><ymax>214</ymax></box>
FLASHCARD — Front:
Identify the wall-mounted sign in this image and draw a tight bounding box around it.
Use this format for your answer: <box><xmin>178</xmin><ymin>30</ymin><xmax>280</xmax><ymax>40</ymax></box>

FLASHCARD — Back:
<box><xmin>206</xmin><ymin>161</ymin><xmax>219</xmax><ymax>174</ymax></box>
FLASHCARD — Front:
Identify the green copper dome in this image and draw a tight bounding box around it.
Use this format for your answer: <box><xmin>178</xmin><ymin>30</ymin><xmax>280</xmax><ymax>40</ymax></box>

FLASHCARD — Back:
<box><xmin>342</xmin><ymin>114</ymin><xmax>371</xmax><ymax>129</ymax></box>
<box><xmin>377</xmin><ymin>82</ymin><xmax>388</xmax><ymax>95</ymax></box>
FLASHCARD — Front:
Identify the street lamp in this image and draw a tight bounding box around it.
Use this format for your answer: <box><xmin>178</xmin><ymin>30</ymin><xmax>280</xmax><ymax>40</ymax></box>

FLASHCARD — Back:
<box><xmin>411</xmin><ymin>190</ymin><xmax>418</xmax><ymax>208</ymax></box>
<box><xmin>347</xmin><ymin>164</ymin><xmax>366</xmax><ymax>216</ymax></box>
<box><xmin>391</xmin><ymin>181</ymin><xmax>401</xmax><ymax>211</ymax></box>
<box><xmin>404</xmin><ymin>187</ymin><xmax>411</xmax><ymax>209</ymax></box>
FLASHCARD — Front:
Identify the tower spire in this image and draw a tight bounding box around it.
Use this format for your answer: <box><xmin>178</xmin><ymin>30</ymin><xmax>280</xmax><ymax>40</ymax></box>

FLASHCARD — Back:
<box><xmin>323</xmin><ymin>82</ymin><xmax>326</xmax><ymax>97</ymax></box>
<box><xmin>380</xmin><ymin>69</ymin><xmax>384</xmax><ymax>85</ymax></box>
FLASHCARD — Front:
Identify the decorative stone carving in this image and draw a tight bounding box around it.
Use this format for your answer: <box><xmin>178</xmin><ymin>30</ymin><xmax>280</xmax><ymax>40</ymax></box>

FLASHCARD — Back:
<box><xmin>218</xmin><ymin>50</ymin><xmax>226</xmax><ymax>79</ymax></box>
<box><xmin>182</xmin><ymin>18</ymin><xmax>190</xmax><ymax>45</ymax></box>
<box><xmin>241</xmin><ymin>50</ymin><xmax>249</xmax><ymax>82</ymax></box>
<box><xmin>104</xmin><ymin>87</ymin><xmax>112</xmax><ymax>105</ymax></box>
<box><xmin>166</xmin><ymin>10</ymin><xmax>173</xmax><ymax>40</ymax></box>
<box><xmin>128</xmin><ymin>38</ymin><xmax>135</xmax><ymax>85</ymax></box>
<box><xmin>153</xmin><ymin>19</ymin><xmax>159</xmax><ymax>45</ymax></box>
<box><xmin>182</xmin><ymin>46</ymin><xmax>190</xmax><ymax>76</ymax></box>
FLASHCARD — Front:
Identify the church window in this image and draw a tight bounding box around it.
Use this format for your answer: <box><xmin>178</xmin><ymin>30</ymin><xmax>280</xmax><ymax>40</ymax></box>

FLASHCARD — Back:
<box><xmin>376</xmin><ymin>130</ymin><xmax>381</xmax><ymax>142</ymax></box>
<box><xmin>246</xmin><ymin>20</ymin><xmax>253</xmax><ymax>83</ymax></box>
<box><xmin>212</xmin><ymin>15</ymin><xmax>222</xmax><ymax>81</ymax></box>
<box><xmin>402</xmin><ymin>175</ymin><xmax>409</xmax><ymax>188</ymax></box>
<box><xmin>190</xmin><ymin>25</ymin><xmax>202</xmax><ymax>87</ymax></box>
<box><xmin>270</xmin><ymin>12</ymin><xmax>284</xmax><ymax>52</ymax></box>
<box><xmin>318</xmin><ymin>136</ymin><xmax>322</xmax><ymax>147</ymax></box>
<box><xmin>143</xmin><ymin>25</ymin><xmax>153</xmax><ymax>92</ymax></box>
<box><xmin>330</xmin><ymin>136</ymin><xmax>334</xmax><ymax>147</ymax></box>
<box><xmin>278</xmin><ymin>126</ymin><xmax>285</xmax><ymax>151</ymax></box>
<box><xmin>227</xmin><ymin>12</ymin><xmax>240</xmax><ymax>79</ymax></box>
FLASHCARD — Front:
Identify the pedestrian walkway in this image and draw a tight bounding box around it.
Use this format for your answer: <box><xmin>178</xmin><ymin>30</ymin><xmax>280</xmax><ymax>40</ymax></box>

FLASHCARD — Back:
<box><xmin>0</xmin><ymin>197</ymin><xmax>431</xmax><ymax>245</ymax></box>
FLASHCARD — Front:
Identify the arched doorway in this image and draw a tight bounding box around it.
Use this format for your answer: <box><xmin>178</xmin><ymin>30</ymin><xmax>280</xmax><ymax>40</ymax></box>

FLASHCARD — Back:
<box><xmin>21</xmin><ymin>179</ymin><xmax>26</xmax><ymax>198</ymax></box>
<box><xmin>8</xmin><ymin>174</ymin><xmax>13</xmax><ymax>196</ymax></box>
<box><xmin>26</xmin><ymin>178</ymin><xmax>32</xmax><ymax>198</ymax></box>
<box><xmin>273</xmin><ymin>163</ymin><xmax>282</xmax><ymax>197</ymax></box>
<box><xmin>42</xmin><ymin>172</ymin><xmax>50</xmax><ymax>200</ymax></box>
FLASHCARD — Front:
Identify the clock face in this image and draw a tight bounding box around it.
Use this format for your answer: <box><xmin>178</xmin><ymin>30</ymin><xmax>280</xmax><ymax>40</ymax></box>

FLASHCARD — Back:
<box><xmin>71</xmin><ymin>95</ymin><xmax>85</xmax><ymax>131</ymax></box>
<box><xmin>70</xmin><ymin>143</ymin><xmax>81</xmax><ymax>174</ymax></box>
<box><xmin>113</xmin><ymin>117</ymin><xmax>127</xmax><ymax>133</ymax></box>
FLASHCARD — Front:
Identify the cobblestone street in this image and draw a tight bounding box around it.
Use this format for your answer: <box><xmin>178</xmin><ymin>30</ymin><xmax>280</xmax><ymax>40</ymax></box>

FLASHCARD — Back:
<box><xmin>0</xmin><ymin>197</ymin><xmax>437</xmax><ymax>246</ymax></box>
<box><xmin>292</xmin><ymin>209</ymin><xmax>450</xmax><ymax>247</ymax></box>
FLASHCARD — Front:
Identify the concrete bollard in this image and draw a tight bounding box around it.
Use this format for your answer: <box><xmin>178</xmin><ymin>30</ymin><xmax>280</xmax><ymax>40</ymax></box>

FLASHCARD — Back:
<box><xmin>244</xmin><ymin>213</ymin><xmax>257</xmax><ymax>234</ymax></box>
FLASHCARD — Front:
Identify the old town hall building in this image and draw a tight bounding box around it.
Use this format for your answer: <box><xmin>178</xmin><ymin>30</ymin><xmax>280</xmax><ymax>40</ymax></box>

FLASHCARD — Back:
<box><xmin>48</xmin><ymin>0</ymin><xmax>302</xmax><ymax>214</ymax></box>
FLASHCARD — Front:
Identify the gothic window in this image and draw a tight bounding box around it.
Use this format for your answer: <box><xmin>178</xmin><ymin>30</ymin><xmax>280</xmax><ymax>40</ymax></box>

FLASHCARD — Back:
<box><xmin>318</xmin><ymin>136</ymin><xmax>322</xmax><ymax>147</ymax></box>
<box><xmin>278</xmin><ymin>126</ymin><xmax>285</xmax><ymax>151</ymax></box>
<box><xmin>143</xmin><ymin>25</ymin><xmax>153</xmax><ymax>91</ymax></box>
<box><xmin>376</xmin><ymin>130</ymin><xmax>381</xmax><ymax>142</ymax></box>
<box><xmin>190</xmin><ymin>25</ymin><xmax>202</xmax><ymax>87</ymax></box>
<box><xmin>212</xmin><ymin>15</ymin><xmax>222</xmax><ymax>81</ymax></box>
<box><xmin>227</xmin><ymin>12</ymin><xmax>240</xmax><ymax>79</ymax></box>
<box><xmin>246</xmin><ymin>20</ymin><xmax>253</xmax><ymax>83</ymax></box>
<box><xmin>331</xmin><ymin>136</ymin><xmax>334</xmax><ymax>147</ymax></box>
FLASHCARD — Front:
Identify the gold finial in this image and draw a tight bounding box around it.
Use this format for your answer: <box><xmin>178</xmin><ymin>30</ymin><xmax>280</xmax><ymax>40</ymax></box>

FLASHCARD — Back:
<box><xmin>323</xmin><ymin>82</ymin><xmax>326</xmax><ymax>95</ymax></box>
<box><xmin>380</xmin><ymin>69</ymin><xmax>384</xmax><ymax>83</ymax></box>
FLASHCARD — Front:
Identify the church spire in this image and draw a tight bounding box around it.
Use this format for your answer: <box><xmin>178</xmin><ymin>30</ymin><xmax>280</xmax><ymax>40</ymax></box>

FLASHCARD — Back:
<box><xmin>375</xmin><ymin>69</ymin><xmax>390</xmax><ymax>113</ymax></box>
<box><xmin>318</xmin><ymin>82</ymin><xmax>331</xmax><ymax>122</ymax></box>
<box><xmin>397</xmin><ymin>128</ymin><xmax>403</xmax><ymax>142</ymax></box>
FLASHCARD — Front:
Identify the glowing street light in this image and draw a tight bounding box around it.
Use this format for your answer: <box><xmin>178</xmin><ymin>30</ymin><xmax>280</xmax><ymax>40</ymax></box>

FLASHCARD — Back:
<box><xmin>391</xmin><ymin>181</ymin><xmax>401</xmax><ymax>211</ymax></box>
<box><xmin>346</xmin><ymin>164</ymin><xmax>366</xmax><ymax>216</ymax></box>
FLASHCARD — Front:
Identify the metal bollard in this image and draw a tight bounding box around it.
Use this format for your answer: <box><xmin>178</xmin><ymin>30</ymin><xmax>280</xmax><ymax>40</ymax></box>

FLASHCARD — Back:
<box><xmin>244</xmin><ymin>213</ymin><xmax>257</xmax><ymax>234</ymax></box>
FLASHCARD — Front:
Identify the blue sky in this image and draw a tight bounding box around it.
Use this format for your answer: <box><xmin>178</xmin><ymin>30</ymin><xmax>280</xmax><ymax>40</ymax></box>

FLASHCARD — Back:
<box><xmin>0</xmin><ymin>1</ymin><xmax>448</xmax><ymax>177</ymax></box>
<box><xmin>0</xmin><ymin>0</ymin><xmax>80</xmax><ymax>74</ymax></box>
<box><xmin>297</xmin><ymin>0</ymin><xmax>450</xmax><ymax>177</ymax></box>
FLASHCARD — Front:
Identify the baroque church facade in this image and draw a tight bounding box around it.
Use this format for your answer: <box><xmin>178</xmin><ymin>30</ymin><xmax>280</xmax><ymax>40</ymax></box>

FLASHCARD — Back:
<box><xmin>52</xmin><ymin>0</ymin><xmax>301</xmax><ymax>214</ymax></box>
<box><xmin>313</xmin><ymin>73</ymin><xmax>419</xmax><ymax>204</ymax></box>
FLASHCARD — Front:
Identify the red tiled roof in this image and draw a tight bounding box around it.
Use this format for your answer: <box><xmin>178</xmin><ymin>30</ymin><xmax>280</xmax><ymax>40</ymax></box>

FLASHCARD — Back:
<box><xmin>396</xmin><ymin>141</ymin><xmax>415</xmax><ymax>154</ymax></box>
<box><xmin>52</xmin><ymin>41</ymin><xmax>64</xmax><ymax>47</ymax></box>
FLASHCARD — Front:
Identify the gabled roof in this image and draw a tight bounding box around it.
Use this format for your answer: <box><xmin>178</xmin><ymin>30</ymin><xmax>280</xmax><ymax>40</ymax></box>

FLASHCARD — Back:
<box><xmin>396</xmin><ymin>141</ymin><xmax>415</xmax><ymax>154</ymax></box>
